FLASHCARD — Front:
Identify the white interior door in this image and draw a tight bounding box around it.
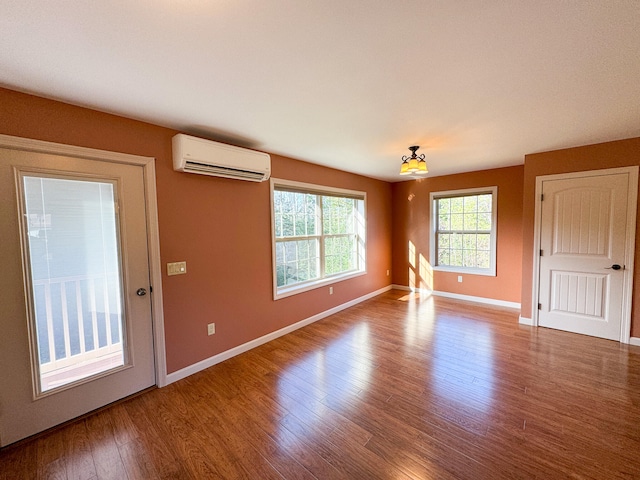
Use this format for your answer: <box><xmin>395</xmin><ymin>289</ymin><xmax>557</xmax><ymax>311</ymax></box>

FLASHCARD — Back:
<box><xmin>0</xmin><ymin>147</ymin><xmax>156</xmax><ymax>446</ymax></box>
<box><xmin>538</xmin><ymin>171</ymin><xmax>634</xmax><ymax>341</ymax></box>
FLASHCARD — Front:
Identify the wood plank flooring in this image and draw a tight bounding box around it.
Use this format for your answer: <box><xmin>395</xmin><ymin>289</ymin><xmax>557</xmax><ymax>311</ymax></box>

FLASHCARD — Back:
<box><xmin>2</xmin><ymin>290</ymin><xmax>640</xmax><ymax>479</ymax></box>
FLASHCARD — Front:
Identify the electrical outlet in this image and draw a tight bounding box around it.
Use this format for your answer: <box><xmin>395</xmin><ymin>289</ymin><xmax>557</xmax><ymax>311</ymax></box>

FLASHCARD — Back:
<box><xmin>207</xmin><ymin>323</ymin><xmax>215</xmax><ymax>335</ymax></box>
<box><xmin>458</xmin><ymin>275</ymin><xmax>463</xmax><ymax>283</ymax></box>
<box><xmin>329</xmin><ymin>286</ymin><xmax>333</xmax><ymax>295</ymax></box>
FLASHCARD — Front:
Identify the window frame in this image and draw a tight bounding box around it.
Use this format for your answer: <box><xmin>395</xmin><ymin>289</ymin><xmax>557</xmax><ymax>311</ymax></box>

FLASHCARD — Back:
<box><xmin>270</xmin><ymin>178</ymin><xmax>366</xmax><ymax>300</ymax></box>
<box><xmin>429</xmin><ymin>186</ymin><xmax>497</xmax><ymax>277</ymax></box>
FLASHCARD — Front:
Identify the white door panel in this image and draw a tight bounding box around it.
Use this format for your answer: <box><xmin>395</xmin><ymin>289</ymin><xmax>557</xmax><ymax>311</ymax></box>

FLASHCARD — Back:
<box><xmin>550</xmin><ymin>271</ymin><xmax>606</xmax><ymax>318</ymax></box>
<box><xmin>538</xmin><ymin>173</ymin><xmax>629</xmax><ymax>340</ymax></box>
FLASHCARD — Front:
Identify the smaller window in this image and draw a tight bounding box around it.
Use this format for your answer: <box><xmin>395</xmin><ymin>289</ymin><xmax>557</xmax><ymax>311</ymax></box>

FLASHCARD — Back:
<box><xmin>430</xmin><ymin>187</ymin><xmax>497</xmax><ymax>276</ymax></box>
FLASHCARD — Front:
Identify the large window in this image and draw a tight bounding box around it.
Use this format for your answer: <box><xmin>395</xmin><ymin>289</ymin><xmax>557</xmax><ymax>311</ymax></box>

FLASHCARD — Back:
<box><xmin>430</xmin><ymin>187</ymin><xmax>497</xmax><ymax>276</ymax></box>
<box><xmin>271</xmin><ymin>180</ymin><xmax>366</xmax><ymax>299</ymax></box>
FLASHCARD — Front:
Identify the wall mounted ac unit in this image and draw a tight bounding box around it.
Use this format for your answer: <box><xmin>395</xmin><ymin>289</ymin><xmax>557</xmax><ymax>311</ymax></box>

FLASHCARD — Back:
<box><xmin>172</xmin><ymin>134</ymin><xmax>271</xmax><ymax>182</ymax></box>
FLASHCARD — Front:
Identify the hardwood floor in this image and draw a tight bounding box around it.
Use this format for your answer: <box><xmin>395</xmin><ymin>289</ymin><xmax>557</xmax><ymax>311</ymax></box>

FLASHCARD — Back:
<box><xmin>2</xmin><ymin>290</ymin><xmax>640</xmax><ymax>479</ymax></box>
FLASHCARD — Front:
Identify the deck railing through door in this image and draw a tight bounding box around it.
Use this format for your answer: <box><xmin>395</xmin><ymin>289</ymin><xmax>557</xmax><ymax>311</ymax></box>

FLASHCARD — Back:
<box><xmin>32</xmin><ymin>273</ymin><xmax>124</xmax><ymax>381</ymax></box>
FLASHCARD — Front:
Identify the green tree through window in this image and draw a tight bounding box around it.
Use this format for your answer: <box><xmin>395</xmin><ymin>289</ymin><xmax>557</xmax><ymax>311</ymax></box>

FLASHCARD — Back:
<box><xmin>273</xmin><ymin>183</ymin><xmax>365</xmax><ymax>297</ymax></box>
<box><xmin>432</xmin><ymin>187</ymin><xmax>497</xmax><ymax>276</ymax></box>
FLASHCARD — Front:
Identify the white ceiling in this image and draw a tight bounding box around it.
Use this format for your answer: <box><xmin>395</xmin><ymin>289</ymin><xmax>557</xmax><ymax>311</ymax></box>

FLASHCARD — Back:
<box><xmin>1</xmin><ymin>1</ymin><xmax>639</xmax><ymax>182</ymax></box>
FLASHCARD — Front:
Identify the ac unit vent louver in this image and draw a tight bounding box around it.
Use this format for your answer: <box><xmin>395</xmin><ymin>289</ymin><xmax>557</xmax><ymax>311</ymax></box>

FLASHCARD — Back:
<box><xmin>182</xmin><ymin>161</ymin><xmax>267</xmax><ymax>181</ymax></box>
<box><xmin>172</xmin><ymin>134</ymin><xmax>270</xmax><ymax>182</ymax></box>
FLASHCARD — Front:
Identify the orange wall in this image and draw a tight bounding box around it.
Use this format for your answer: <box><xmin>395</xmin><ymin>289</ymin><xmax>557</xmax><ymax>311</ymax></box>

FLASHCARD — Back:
<box><xmin>0</xmin><ymin>88</ymin><xmax>393</xmax><ymax>373</ymax></box>
<box><xmin>5</xmin><ymin>86</ymin><xmax>636</xmax><ymax>367</ymax></box>
<box><xmin>520</xmin><ymin>137</ymin><xmax>640</xmax><ymax>336</ymax></box>
<box><xmin>391</xmin><ymin>166</ymin><xmax>524</xmax><ymax>303</ymax></box>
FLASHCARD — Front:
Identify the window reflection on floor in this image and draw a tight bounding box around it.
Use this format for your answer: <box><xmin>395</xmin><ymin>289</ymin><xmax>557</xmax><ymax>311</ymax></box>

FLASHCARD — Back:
<box><xmin>276</xmin><ymin>323</ymin><xmax>372</xmax><ymax>448</ymax></box>
<box><xmin>274</xmin><ymin>295</ymin><xmax>496</xmax><ymax>452</ymax></box>
<box><xmin>430</xmin><ymin>314</ymin><xmax>495</xmax><ymax>412</ymax></box>
<box><xmin>397</xmin><ymin>294</ymin><xmax>495</xmax><ymax>413</ymax></box>
<box><xmin>401</xmin><ymin>291</ymin><xmax>435</xmax><ymax>348</ymax></box>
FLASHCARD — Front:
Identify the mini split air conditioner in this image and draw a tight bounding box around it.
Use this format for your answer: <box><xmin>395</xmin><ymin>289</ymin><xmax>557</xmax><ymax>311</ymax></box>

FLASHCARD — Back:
<box><xmin>172</xmin><ymin>134</ymin><xmax>271</xmax><ymax>182</ymax></box>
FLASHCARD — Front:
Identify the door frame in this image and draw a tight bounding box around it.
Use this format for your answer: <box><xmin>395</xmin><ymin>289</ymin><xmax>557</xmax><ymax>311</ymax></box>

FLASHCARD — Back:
<box><xmin>0</xmin><ymin>134</ymin><xmax>168</xmax><ymax>386</ymax></box>
<box><xmin>530</xmin><ymin>166</ymin><xmax>639</xmax><ymax>343</ymax></box>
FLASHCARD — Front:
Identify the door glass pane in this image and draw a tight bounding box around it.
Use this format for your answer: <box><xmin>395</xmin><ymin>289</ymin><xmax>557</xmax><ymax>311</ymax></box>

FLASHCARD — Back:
<box><xmin>22</xmin><ymin>175</ymin><xmax>126</xmax><ymax>393</ymax></box>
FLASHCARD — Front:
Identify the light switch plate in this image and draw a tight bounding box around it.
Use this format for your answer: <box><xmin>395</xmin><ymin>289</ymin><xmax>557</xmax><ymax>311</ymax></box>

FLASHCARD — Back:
<box><xmin>167</xmin><ymin>261</ymin><xmax>187</xmax><ymax>276</ymax></box>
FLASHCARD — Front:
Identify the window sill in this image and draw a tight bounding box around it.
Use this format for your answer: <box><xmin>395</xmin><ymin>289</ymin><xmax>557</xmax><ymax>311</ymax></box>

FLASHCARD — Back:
<box><xmin>274</xmin><ymin>270</ymin><xmax>366</xmax><ymax>300</ymax></box>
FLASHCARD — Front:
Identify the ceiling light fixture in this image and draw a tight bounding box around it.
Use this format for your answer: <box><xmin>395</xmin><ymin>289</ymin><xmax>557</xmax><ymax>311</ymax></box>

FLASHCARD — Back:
<box><xmin>399</xmin><ymin>146</ymin><xmax>428</xmax><ymax>175</ymax></box>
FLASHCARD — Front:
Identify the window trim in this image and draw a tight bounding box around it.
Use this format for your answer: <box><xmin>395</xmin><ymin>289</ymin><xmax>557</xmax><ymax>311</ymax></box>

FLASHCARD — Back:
<box><xmin>429</xmin><ymin>186</ymin><xmax>497</xmax><ymax>276</ymax></box>
<box><xmin>270</xmin><ymin>178</ymin><xmax>367</xmax><ymax>300</ymax></box>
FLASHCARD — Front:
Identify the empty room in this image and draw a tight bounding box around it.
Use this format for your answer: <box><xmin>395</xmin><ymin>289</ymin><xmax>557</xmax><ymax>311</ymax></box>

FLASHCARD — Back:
<box><xmin>1</xmin><ymin>2</ymin><xmax>639</xmax><ymax>479</ymax></box>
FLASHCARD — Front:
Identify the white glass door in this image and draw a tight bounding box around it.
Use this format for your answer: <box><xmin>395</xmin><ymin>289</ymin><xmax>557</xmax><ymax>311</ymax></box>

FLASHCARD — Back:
<box><xmin>0</xmin><ymin>146</ymin><xmax>156</xmax><ymax>446</ymax></box>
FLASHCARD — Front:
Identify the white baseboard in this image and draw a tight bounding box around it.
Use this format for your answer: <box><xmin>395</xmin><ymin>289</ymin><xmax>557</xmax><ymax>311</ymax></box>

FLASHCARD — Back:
<box><xmin>391</xmin><ymin>284</ymin><xmax>520</xmax><ymax>310</ymax></box>
<box><xmin>391</xmin><ymin>284</ymin><xmax>425</xmax><ymax>293</ymax></box>
<box><xmin>433</xmin><ymin>290</ymin><xmax>521</xmax><ymax>309</ymax></box>
<box><xmin>630</xmin><ymin>337</ymin><xmax>640</xmax><ymax>347</ymax></box>
<box><xmin>164</xmin><ymin>285</ymin><xmax>393</xmax><ymax>385</ymax></box>
<box><xmin>519</xmin><ymin>316</ymin><xmax>534</xmax><ymax>326</ymax></box>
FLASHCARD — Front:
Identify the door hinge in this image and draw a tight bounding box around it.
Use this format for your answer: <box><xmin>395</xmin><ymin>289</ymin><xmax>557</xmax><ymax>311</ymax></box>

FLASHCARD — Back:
<box><xmin>538</xmin><ymin>303</ymin><xmax>542</xmax><ymax>310</ymax></box>
<box><xmin>150</xmin><ymin>285</ymin><xmax>153</xmax><ymax>293</ymax></box>
<box><xmin>541</xmin><ymin>193</ymin><xmax>544</xmax><ymax>201</ymax></box>
<box><xmin>540</xmin><ymin>249</ymin><xmax>543</xmax><ymax>256</ymax></box>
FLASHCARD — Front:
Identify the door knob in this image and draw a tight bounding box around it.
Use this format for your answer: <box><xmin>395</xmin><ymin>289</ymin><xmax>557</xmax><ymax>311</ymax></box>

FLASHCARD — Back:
<box><xmin>605</xmin><ymin>264</ymin><xmax>622</xmax><ymax>270</ymax></box>
<box><xmin>136</xmin><ymin>288</ymin><xmax>147</xmax><ymax>296</ymax></box>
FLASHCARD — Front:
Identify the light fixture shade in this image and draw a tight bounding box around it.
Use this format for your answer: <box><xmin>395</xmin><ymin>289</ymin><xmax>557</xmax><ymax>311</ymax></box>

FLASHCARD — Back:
<box><xmin>399</xmin><ymin>145</ymin><xmax>428</xmax><ymax>176</ymax></box>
